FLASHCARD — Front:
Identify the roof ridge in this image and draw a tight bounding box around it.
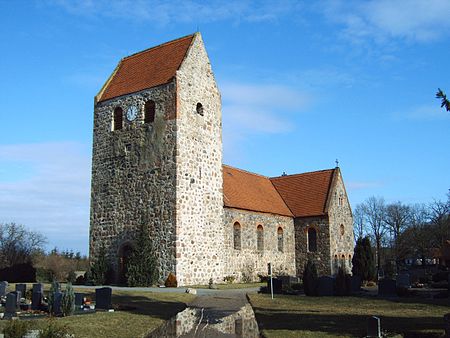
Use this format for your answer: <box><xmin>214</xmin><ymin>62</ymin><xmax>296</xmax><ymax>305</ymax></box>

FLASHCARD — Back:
<box><xmin>271</xmin><ymin>168</ymin><xmax>335</xmax><ymax>179</ymax></box>
<box><xmin>122</xmin><ymin>33</ymin><xmax>195</xmax><ymax>61</ymax></box>
<box><xmin>223</xmin><ymin>164</ymin><xmax>269</xmax><ymax>179</ymax></box>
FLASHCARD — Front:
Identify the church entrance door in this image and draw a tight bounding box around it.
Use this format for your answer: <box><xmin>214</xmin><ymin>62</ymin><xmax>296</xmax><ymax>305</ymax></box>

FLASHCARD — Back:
<box><xmin>119</xmin><ymin>243</ymin><xmax>133</xmax><ymax>285</ymax></box>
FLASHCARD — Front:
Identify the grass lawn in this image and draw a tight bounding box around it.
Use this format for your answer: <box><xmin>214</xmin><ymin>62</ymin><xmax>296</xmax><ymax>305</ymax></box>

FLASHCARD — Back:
<box><xmin>248</xmin><ymin>293</ymin><xmax>450</xmax><ymax>337</ymax></box>
<box><xmin>0</xmin><ymin>287</ymin><xmax>195</xmax><ymax>338</ymax></box>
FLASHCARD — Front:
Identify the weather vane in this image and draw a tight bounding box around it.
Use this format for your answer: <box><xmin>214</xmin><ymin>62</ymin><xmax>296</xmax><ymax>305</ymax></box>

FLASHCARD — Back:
<box><xmin>335</xmin><ymin>159</ymin><xmax>339</xmax><ymax>167</ymax></box>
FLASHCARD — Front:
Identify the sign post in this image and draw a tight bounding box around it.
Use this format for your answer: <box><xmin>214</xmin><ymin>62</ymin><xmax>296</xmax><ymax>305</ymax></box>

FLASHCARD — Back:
<box><xmin>268</xmin><ymin>262</ymin><xmax>273</xmax><ymax>299</ymax></box>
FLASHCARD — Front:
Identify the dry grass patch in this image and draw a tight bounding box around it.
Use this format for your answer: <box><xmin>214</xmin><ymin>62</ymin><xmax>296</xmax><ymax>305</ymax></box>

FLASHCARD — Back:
<box><xmin>248</xmin><ymin>294</ymin><xmax>449</xmax><ymax>338</ymax></box>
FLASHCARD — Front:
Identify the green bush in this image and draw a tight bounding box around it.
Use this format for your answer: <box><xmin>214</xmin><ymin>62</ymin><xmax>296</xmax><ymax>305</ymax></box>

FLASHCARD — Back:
<box><xmin>352</xmin><ymin>236</ymin><xmax>376</xmax><ymax>282</ymax></box>
<box><xmin>126</xmin><ymin>226</ymin><xmax>158</xmax><ymax>287</ymax></box>
<box><xmin>335</xmin><ymin>267</ymin><xmax>350</xmax><ymax>296</ymax></box>
<box><xmin>38</xmin><ymin>320</ymin><xmax>73</xmax><ymax>338</ymax></box>
<box><xmin>2</xmin><ymin>319</ymin><xmax>29</xmax><ymax>338</ymax></box>
<box><xmin>90</xmin><ymin>245</ymin><xmax>109</xmax><ymax>285</ymax></box>
<box><xmin>47</xmin><ymin>280</ymin><xmax>59</xmax><ymax>315</ymax></box>
<box><xmin>61</xmin><ymin>283</ymin><xmax>75</xmax><ymax>316</ymax></box>
<box><xmin>303</xmin><ymin>260</ymin><xmax>318</xmax><ymax>296</ymax></box>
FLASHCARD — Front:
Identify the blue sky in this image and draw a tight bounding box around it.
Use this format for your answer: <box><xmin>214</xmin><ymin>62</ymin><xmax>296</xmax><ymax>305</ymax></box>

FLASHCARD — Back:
<box><xmin>0</xmin><ymin>0</ymin><xmax>449</xmax><ymax>254</ymax></box>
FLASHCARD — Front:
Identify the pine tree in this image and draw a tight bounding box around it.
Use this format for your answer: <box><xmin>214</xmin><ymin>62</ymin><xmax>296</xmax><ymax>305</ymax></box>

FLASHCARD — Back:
<box><xmin>47</xmin><ymin>280</ymin><xmax>59</xmax><ymax>315</ymax></box>
<box><xmin>126</xmin><ymin>225</ymin><xmax>158</xmax><ymax>287</ymax></box>
<box><xmin>352</xmin><ymin>236</ymin><xmax>376</xmax><ymax>282</ymax></box>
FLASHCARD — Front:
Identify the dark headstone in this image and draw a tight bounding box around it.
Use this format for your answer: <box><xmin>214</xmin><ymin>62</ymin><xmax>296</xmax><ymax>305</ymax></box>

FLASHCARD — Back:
<box><xmin>444</xmin><ymin>313</ymin><xmax>450</xmax><ymax>338</ymax></box>
<box><xmin>278</xmin><ymin>275</ymin><xmax>300</xmax><ymax>288</ymax></box>
<box><xmin>267</xmin><ymin>278</ymin><xmax>283</xmax><ymax>294</ymax></box>
<box><xmin>33</xmin><ymin>283</ymin><xmax>44</xmax><ymax>294</ymax></box>
<box><xmin>350</xmin><ymin>275</ymin><xmax>362</xmax><ymax>293</ymax></box>
<box><xmin>5</xmin><ymin>292</ymin><xmax>18</xmax><ymax>317</ymax></box>
<box><xmin>317</xmin><ymin>276</ymin><xmax>334</xmax><ymax>296</ymax></box>
<box><xmin>12</xmin><ymin>291</ymin><xmax>21</xmax><ymax>305</ymax></box>
<box><xmin>52</xmin><ymin>291</ymin><xmax>63</xmax><ymax>315</ymax></box>
<box><xmin>367</xmin><ymin>316</ymin><xmax>381</xmax><ymax>337</ymax></box>
<box><xmin>95</xmin><ymin>287</ymin><xmax>112</xmax><ymax>310</ymax></box>
<box><xmin>15</xmin><ymin>283</ymin><xmax>26</xmax><ymax>298</ymax></box>
<box><xmin>0</xmin><ymin>281</ymin><xmax>8</xmax><ymax>297</ymax></box>
<box><xmin>75</xmin><ymin>292</ymin><xmax>85</xmax><ymax>307</ymax></box>
<box><xmin>396</xmin><ymin>273</ymin><xmax>411</xmax><ymax>288</ymax></box>
<box><xmin>378</xmin><ymin>278</ymin><xmax>396</xmax><ymax>297</ymax></box>
<box><xmin>32</xmin><ymin>291</ymin><xmax>43</xmax><ymax>310</ymax></box>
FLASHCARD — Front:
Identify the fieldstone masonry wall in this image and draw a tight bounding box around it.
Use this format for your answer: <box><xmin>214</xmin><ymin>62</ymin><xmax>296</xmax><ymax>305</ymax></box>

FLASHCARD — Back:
<box><xmin>224</xmin><ymin>208</ymin><xmax>296</xmax><ymax>281</ymax></box>
<box><xmin>174</xmin><ymin>33</ymin><xmax>225</xmax><ymax>285</ymax></box>
<box><xmin>90</xmin><ymin>82</ymin><xmax>178</xmax><ymax>281</ymax></box>
<box><xmin>294</xmin><ymin>217</ymin><xmax>331</xmax><ymax>276</ymax></box>
<box><xmin>328</xmin><ymin>170</ymin><xmax>354</xmax><ymax>274</ymax></box>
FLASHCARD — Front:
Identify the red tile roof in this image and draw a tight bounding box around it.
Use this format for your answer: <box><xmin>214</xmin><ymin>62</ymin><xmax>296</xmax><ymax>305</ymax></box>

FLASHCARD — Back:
<box><xmin>97</xmin><ymin>34</ymin><xmax>195</xmax><ymax>102</ymax></box>
<box><xmin>223</xmin><ymin>165</ymin><xmax>293</xmax><ymax>217</ymax></box>
<box><xmin>270</xmin><ymin>169</ymin><xmax>336</xmax><ymax>217</ymax></box>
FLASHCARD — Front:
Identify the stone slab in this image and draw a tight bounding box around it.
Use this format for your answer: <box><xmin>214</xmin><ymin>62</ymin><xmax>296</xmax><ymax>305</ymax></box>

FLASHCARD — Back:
<box><xmin>317</xmin><ymin>276</ymin><xmax>334</xmax><ymax>296</ymax></box>
<box><xmin>378</xmin><ymin>278</ymin><xmax>396</xmax><ymax>297</ymax></box>
<box><xmin>95</xmin><ymin>287</ymin><xmax>112</xmax><ymax>310</ymax></box>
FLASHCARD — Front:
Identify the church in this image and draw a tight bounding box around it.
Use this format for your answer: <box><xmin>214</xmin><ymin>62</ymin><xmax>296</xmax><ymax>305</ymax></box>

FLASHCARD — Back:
<box><xmin>89</xmin><ymin>33</ymin><xmax>354</xmax><ymax>286</ymax></box>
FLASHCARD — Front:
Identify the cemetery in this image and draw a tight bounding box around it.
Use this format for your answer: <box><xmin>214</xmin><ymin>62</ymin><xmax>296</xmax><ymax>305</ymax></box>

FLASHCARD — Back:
<box><xmin>0</xmin><ymin>282</ymin><xmax>194</xmax><ymax>337</ymax></box>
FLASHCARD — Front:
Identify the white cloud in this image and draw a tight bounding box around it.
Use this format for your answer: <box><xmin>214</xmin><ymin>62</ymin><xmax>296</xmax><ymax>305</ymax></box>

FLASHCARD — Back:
<box><xmin>393</xmin><ymin>104</ymin><xmax>450</xmax><ymax>121</ymax></box>
<box><xmin>321</xmin><ymin>0</ymin><xmax>450</xmax><ymax>44</ymax></box>
<box><xmin>0</xmin><ymin>142</ymin><xmax>91</xmax><ymax>253</ymax></box>
<box><xmin>46</xmin><ymin>0</ymin><xmax>302</xmax><ymax>25</ymax></box>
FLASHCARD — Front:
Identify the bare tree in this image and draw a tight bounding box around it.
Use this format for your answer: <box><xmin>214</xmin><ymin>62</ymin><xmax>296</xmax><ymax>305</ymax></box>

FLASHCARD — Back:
<box><xmin>353</xmin><ymin>204</ymin><xmax>366</xmax><ymax>242</ymax></box>
<box><xmin>384</xmin><ymin>202</ymin><xmax>411</xmax><ymax>269</ymax></box>
<box><xmin>0</xmin><ymin>222</ymin><xmax>47</xmax><ymax>268</ymax></box>
<box><xmin>360</xmin><ymin>197</ymin><xmax>387</xmax><ymax>272</ymax></box>
<box><xmin>436</xmin><ymin>88</ymin><xmax>450</xmax><ymax>112</ymax></box>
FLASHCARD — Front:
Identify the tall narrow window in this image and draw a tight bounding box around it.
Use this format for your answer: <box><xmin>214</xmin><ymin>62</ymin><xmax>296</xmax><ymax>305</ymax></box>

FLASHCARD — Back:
<box><xmin>144</xmin><ymin>100</ymin><xmax>155</xmax><ymax>123</ymax></box>
<box><xmin>341</xmin><ymin>254</ymin><xmax>346</xmax><ymax>270</ymax></box>
<box><xmin>277</xmin><ymin>227</ymin><xmax>284</xmax><ymax>252</ymax></box>
<box><xmin>257</xmin><ymin>225</ymin><xmax>264</xmax><ymax>251</ymax></box>
<box><xmin>113</xmin><ymin>107</ymin><xmax>123</xmax><ymax>130</ymax></box>
<box><xmin>307</xmin><ymin>228</ymin><xmax>317</xmax><ymax>252</ymax></box>
<box><xmin>196</xmin><ymin>102</ymin><xmax>204</xmax><ymax>116</ymax></box>
<box><xmin>348</xmin><ymin>255</ymin><xmax>352</xmax><ymax>270</ymax></box>
<box><xmin>233</xmin><ymin>222</ymin><xmax>241</xmax><ymax>250</ymax></box>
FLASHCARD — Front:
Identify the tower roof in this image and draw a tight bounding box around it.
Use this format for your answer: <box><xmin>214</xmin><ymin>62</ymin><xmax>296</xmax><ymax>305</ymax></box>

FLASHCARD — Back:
<box><xmin>270</xmin><ymin>169</ymin><xmax>336</xmax><ymax>217</ymax></box>
<box><xmin>97</xmin><ymin>34</ymin><xmax>195</xmax><ymax>103</ymax></box>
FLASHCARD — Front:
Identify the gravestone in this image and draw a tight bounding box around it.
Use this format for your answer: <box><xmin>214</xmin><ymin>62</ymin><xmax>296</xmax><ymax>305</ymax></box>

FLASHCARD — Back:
<box><xmin>317</xmin><ymin>276</ymin><xmax>334</xmax><ymax>296</ymax></box>
<box><xmin>32</xmin><ymin>292</ymin><xmax>43</xmax><ymax>310</ymax></box>
<box><xmin>350</xmin><ymin>275</ymin><xmax>362</xmax><ymax>293</ymax></box>
<box><xmin>396</xmin><ymin>273</ymin><xmax>411</xmax><ymax>288</ymax></box>
<box><xmin>0</xmin><ymin>281</ymin><xmax>8</xmax><ymax>297</ymax></box>
<box><xmin>95</xmin><ymin>287</ymin><xmax>112</xmax><ymax>310</ymax></box>
<box><xmin>11</xmin><ymin>291</ymin><xmax>21</xmax><ymax>305</ymax></box>
<box><xmin>378</xmin><ymin>279</ymin><xmax>396</xmax><ymax>297</ymax></box>
<box><xmin>278</xmin><ymin>275</ymin><xmax>300</xmax><ymax>288</ymax></box>
<box><xmin>75</xmin><ymin>293</ymin><xmax>85</xmax><ymax>308</ymax></box>
<box><xmin>267</xmin><ymin>278</ymin><xmax>283</xmax><ymax>294</ymax></box>
<box><xmin>52</xmin><ymin>291</ymin><xmax>63</xmax><ymax>315</ymax></box>
<box><xmin>5</xmin><ymin>292</ymin><xmax>18</xmax><ymax>318</ymax></box>
<box><xmin>15</xmin><ymin>283</ymin><xmax>26</xmax><ymax>298</ymax></box>
<box><xmin>367</xmin><ymin>316</ymin><xmax>381</xmax><ymax>337</ymax></box>
<box><xmin>33</xmin><ymin>283</ymin><xmax>43</xmax><ymax>294</ymax></box>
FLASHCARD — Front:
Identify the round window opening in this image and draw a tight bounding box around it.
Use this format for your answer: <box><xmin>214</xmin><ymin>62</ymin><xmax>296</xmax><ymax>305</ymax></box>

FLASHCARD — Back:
<box><xmin>196</xmin><ymin>102</ymin><xmax>204</xmax><ymax>116</ymax></box>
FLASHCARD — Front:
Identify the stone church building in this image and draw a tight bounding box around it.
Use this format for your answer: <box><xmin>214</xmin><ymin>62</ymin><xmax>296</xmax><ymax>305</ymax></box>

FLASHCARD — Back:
<box><xmin>89</xmin><ymin>33</ymin><xmax>354</xmax><ymax>286</ymax></box>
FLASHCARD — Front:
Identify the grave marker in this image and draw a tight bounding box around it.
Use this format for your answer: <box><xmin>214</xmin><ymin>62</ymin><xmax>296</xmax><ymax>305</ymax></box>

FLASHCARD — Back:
<box><xmin>15</xmin><ymin>284</ymin><xmax>26</xmax><ymax>298</ymax></box>
<box><xmin>5</xmin><ymin>293</ymin><xmax>17</xmax><ymax>318</ymax></box>
<box><xmin>0</xmin><ymin>281</ymin><xmax>8</xmax><ymax>297</ymax></box>
<box><xmin>378</xmin><ymin>279</ymin><xmax>396</xmax><ymax>297</ymax></box>
<box><xmin>317</xmin><ymin>276</ymin><xmax>334</xmax><ymax>296</ymax></box>
<box><xmin>367</xmin><ymin>316</ymin><xmax>381</xmax><ymax>337</ymax></box>
<box><xmin>95</xmin><ymin>287</ymin><xmax>112</xmax><ymax>310</ymax></box>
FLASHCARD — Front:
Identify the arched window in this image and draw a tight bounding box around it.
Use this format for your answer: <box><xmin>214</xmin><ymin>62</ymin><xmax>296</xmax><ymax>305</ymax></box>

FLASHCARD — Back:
<box><xmin>340</xmin><ymin>224</ymin><xmax>345</xmax><ymax>236</ymax></box>
<box><xmin>341</xmin><ymin>254</ymin><xmax>346</xmax><ymax>269</ymax></box>
<box><xmin>257</xmin><ymin>225</ymin><xmax>264</xmax><ymax>251</ymax></box>
<box><xmin>277</xmin><ymin>227</ymin><xmax>284</xmax><ymax>252</ymax></box>
<box><xmin>307</xmin><ymin>228</ymin><xmax>317</xmax><ymax>252</ymax></box>
<box><xmin>144</xmin><ymin>100</ymin><xmax>155</xmax><ymax>123</ymax></box>
<box><xmin>334</xmin><ymin>254</ymin><xmax>339</xmax><ymax>272</ymax></box>
<box><xmin>233</xmin><ymin>222</ymin><xmax>241</xmax><ymax>250</ymax></box>
<box><xmin>348</xmin><ymin>255</ymin><xmax>352</xmax><ymax>269</ymax></box>
<box><xmin>113</xmin><ymin>107</ymin><xmax>123</xmax><ymax>130</ymax></box>
<box><xmin>196</xmin><ymin>102</ymin><xmax>204</xmax><ymax>116</ymax></box>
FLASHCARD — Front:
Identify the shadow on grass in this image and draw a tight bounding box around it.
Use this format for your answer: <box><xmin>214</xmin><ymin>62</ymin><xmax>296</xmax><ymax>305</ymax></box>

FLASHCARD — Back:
<box><xmin>253</xmin><ymin>309</ymin><xmax>445</xmax><ymax>337</ymax></box>
<box><xmin>110</xmin><ymin>294</ymin><xmax>187</xmax><ymax>319</ymax></box>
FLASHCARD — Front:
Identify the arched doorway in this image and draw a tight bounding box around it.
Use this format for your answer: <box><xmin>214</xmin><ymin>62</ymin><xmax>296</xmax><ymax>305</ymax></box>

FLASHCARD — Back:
<box><xmin>118</xmin><ymin>243</ymin><xmax>133</xmax><ymax>285</ymax></box>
